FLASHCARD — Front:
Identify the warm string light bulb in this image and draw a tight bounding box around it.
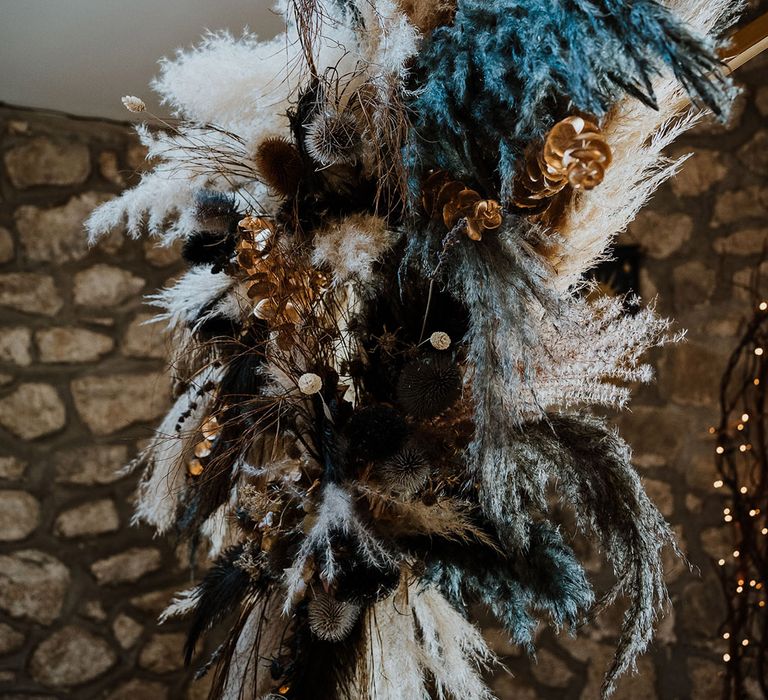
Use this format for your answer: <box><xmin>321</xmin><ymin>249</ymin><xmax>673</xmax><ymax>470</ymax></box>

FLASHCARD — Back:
<box><xmin>714</xmin><ymin>479</ymin><xmax>724</xmax><ymax>488</ymax></box>
<box><xmin>742</xmin><ymin>413</ymin><xmax>750</xmax><ymax>422</ymax></box>
<box><xmin>740</xmin><ymin>486</ymin><xmax>748</xmax><ymax>494</ymax></box>
<box><xmin>718</xmin><ymin>558</ymin><xmax>726</xmax><ymax>566</ymax></box>
<box><xmin>759</xmin><ymin>301</ymin><xmax>768</xmax><ymax>311</ymax></box>
<box><xmin>724</xmin><ymin>653</ymin><xmax>731</xmax><ymax>662</ymax></box>
<box><xmin>723</xmin><ymin>632</ymin><xmax>730</xmax><ymax>639</ymax></box>
<box><xmin>716</xmin><ymin>446</ymin><xmax>725</xmax><ymax>455</ymax></box>
<box><xmin>754</xmin><ymin>347</ymin><xmax>764</xmax><ymax>356</ymax></box>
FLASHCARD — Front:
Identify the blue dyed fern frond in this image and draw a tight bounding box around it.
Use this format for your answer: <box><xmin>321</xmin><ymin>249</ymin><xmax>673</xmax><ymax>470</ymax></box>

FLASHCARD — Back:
<box><xmin>409</xmin><ymin>0</ymin><xmax>732</xmax><ymax>194</ymax></box>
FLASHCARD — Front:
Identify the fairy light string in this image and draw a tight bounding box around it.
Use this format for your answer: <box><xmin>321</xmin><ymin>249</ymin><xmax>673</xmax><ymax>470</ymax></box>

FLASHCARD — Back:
<box><xmin>712</xmin><ymin>295</ymin><xmax>768</xmax><ymax>697</ymax></box>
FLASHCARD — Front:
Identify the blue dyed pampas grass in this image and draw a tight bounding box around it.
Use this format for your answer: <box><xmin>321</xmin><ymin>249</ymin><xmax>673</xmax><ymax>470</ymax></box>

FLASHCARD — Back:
<box><xmin>410</xmin><ymin>0</ymin><xmax>732</xmax><ymax>195</ymax></box>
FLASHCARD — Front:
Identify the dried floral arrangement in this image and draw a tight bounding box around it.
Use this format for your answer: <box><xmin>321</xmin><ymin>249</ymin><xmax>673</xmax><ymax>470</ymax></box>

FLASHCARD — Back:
<box><xmin>86</xmin><ymin>0</ymin><xmax>747</xmax><ymax>698</ymax></box>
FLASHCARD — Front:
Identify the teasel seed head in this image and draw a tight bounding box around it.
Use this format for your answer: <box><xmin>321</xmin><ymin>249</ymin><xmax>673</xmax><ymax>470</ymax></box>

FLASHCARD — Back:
<box><xmin>307</xmin><ymin>591</ymin><xmax>361</xmax><ymax>642</ymax></box>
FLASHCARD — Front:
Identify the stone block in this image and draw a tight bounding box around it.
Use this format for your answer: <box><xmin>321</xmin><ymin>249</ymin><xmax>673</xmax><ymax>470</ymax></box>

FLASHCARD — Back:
<box><xmin>0</xmin><ymin>550</ymin><xmax>69</xmax><ymax>624</ymax></box>
<box><xmin>138</xmin><ymin>632</ymin><xmax>186</xmax><ymax>673</ymax></box>
<box><xmin>0</xmin><ymin>490</ymin><xmax>40</xmax><ymax>541</ymax></box>
<box><xmin>669</xmin><ymin>148</ymin><xmax>729</xmax><ymax>198</ymax></box>
<box><xmin>36</xmin><ymin>327</ymin><xmax>114</xmax><ymax>363</ymax></box>
<box><xmin>53</xmin><ymin>499</ymin><xmax>119</xmax><ymax>538</ymax></box>
<box><xmin>627</xmin><ymin>211</ymin><xmax>692</xmax><ymax>259</ymax></box>
<box><xmin>112</xmin><ymin>614</ymin><xmax>143</xmax><ymax>649</ymax></box>
<box><xmin>54</xmin><ymin>444</ymin><xmax>128</xmax><ymax>485</ymax></box>
<box><xmin>30</xmin><ymin>626</ymin><xmax>116</xmax><ymax>688</ymax></box>
<box><xmin>91</xmin><ymin>547</ymin><xmax>162</xmax><ymax>585</ymax></box>
<box><xmin>73</xmin><ymin>264</ymin><xmax>144</xmax><ymax>307</ymax></box>
<box><xmin>4</xmin><ymin>137</ymin><xmax>90</xmax><ymax>188</ymax></box>
<box><xmin>0</xmin><ymin>228</ymin><xmax>13</xmax><ymax>264</ymax></box>
<box><xmin>71</xmin><ymin>372</ymin><xmax>169</xmax><ymax>435</ymax></box>
<box><xmin>122</xmin><ymin>312</ymin><xmax>166</xmax><ymax>359</ymax></box>
<box><xmin>0</xmin><ymin>327</ymin><xmax>32</xmax><ymax>366</ymax></box>
<box><xmin>0</xmin><ymin>383</ymin><xmax>66</xmax><ymax>439</ymax></box>
<box><xmin>15</xmin><ymin>192</ymin><xmax>112</xmax><ymax>263</ymax></box>
<box><xmin>0</xmin><ymin>273</ymin><xmax>62</xmax><ymax>316</ymax></box>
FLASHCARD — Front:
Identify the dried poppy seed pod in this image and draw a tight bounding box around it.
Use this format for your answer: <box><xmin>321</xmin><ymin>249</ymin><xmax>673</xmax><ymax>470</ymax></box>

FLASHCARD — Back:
<box><xmin>429</xmin><ymin>331</ymin><xmax>451</xmax><ymax>350</ymax></box>
<box><xmin>187</xmin><ymin>458</ymin><xmax>204</xmax><ymax>477</ymax></box>
<box><xmin>298</xmin><ymin>373</ymin><xmax>323</xmax><ymax>395</ymax></box>
<box><xmin>254</xmin><ymin>298</ymin><xmax>278</xmax><ymax>320</ymax></box>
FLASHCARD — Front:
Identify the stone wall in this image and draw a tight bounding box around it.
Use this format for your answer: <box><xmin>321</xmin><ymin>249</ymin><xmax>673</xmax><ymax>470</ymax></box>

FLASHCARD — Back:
<box><xmin>0</xmin><ymin>48</ymin><xmax>765</xmax><ymax>700</ymax></box>
<box><xmin>0</xmin><ymin>105</ymin><xmax>201</xmax><ymax>699</ymax></box>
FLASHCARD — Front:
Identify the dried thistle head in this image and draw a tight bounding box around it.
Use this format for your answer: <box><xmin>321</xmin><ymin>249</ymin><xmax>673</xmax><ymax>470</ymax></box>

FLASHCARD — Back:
<box><xmin>254</xmin><ymin>136</ymin><xmax>303</xmax><ymax>197</ymax></box>
<box><xmin>397</xmin><ymin>354</ymin><xmax>462</xmax><ymax>419</ymax></box>
<box><xmin>305</xmin><ymin>109</ymin><xmax>361</xmax><ymax>166</ymax></box>
<box><xmin>307</xmin><ymin>591</ymin><xmax>360</xmax><ymax>641</ymax></box>
<box><xmin>379</xmin><ymin>445</ymin><xmax>431</xmax><ymax>495</ymax></box>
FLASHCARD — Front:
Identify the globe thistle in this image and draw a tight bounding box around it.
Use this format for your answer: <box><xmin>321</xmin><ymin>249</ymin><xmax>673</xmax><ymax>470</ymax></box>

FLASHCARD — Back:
<box><xmin>397</xmin><ymin>354</ymin><xmax>462</xmax><ymax>418</ymax></box>
<box><xmin>380</xmin><ymin>445</ymin><xmax>431</xmax><ymax>494</ymax></box>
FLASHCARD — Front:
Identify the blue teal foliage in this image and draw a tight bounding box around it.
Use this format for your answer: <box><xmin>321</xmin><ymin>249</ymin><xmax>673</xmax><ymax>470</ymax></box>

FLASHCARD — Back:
<box><xmin>408</xmin><ymin>0</ymin><xmax>731</xmax><ymax>195</ymax></box>
<box><xmin>422</xmin><ymin>523</ymin><xmax>594</xmax><ymax>649</ymax></box>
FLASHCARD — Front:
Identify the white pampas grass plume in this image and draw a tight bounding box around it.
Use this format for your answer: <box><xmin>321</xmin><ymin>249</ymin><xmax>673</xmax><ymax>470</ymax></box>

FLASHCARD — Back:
<box><xmin>282</xmin><ymin>483</ymin><xmax>395</xmax><ymax>611</ymax></box>
<box><xmin>147</xmin><ymin>266</ymin><xmax>237</xmax><ymax>331</ymax></box>
<box><xmin>312</xmin><ymin>214</ymin><xmax>393</xmax><ymax>284</ymax></box>
<box><xmin>308</xmin><ymin>592</ymin><xmax>361</xmax><ymax>641</ymax></box>
<box><xmin>133</xmin><ymin>363</ymin><xmax>222</xmax><ymax>533</ymax></box>
<box><xmin>356</xmin><ymin>583</ymin><xmax>496</xmax><ymax>700</ymax></box>
<box><xmin>121</xmin><ymin>95</ymin><xmax>146</xmax><ymax>113</ymax></box>
<box><xmin>550</xmin><ymin>0</ymin><xmax>738</xmax><ymax>291</ymax></box>
<box><xmin>159</xmin><ymin>587</ymin><xmax>199</xmax><ymax>624</ymax></box>
<box><xmin>513</xmin><ymin>294</ymin><xmax>681</xmax><ymax>416</ymax></box>
<box><xmin>411</xmin><ymin>586</ymin><xmax>496</xmax><ymax>700</ymax></box>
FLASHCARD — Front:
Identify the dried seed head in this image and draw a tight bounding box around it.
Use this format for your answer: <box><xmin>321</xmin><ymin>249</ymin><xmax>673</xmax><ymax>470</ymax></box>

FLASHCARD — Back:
<box><xmin>307</xmin><ymin>592</ymin><xmax>360</xmax><ymax>641</ymax></box>
<box><xmin>429</xmin><ymin>331</ymin><xmax>451</xmax><ymax>351</ymax></box>
<box><xmin>254</xmin><ymin>136</ymin><xmax>303</xmax><ymax>197</ymax></box>
<box><xmin>298</xmin><ymin>373</ymin><xmax>322</xmax><ymax>395</ymax></box>
<box><xmin>121</xmin><ymin>95</ymin><xmax>146</xmax><ymax>113</ymax></box>
<box><xmin>305</xmin><ymin>109</ymin><xmax>361</xmax><ymax>166</ymax></box>
<box><xmin>380</xmin><ymin>446</ymin><xmax>431</xmax><ymax>494</ymax></box>
<box><xmin>397</xmin><ymin>354</ymin><xmax>462</xmax><ymax>418</ymax></box>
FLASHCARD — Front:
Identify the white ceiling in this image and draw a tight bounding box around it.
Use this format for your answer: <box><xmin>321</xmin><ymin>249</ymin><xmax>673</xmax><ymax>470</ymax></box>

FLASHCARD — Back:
<box><xmin>0</xmin><ymin>0</ymin><xmax>283</xmax><ymax>120</ymax></box>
